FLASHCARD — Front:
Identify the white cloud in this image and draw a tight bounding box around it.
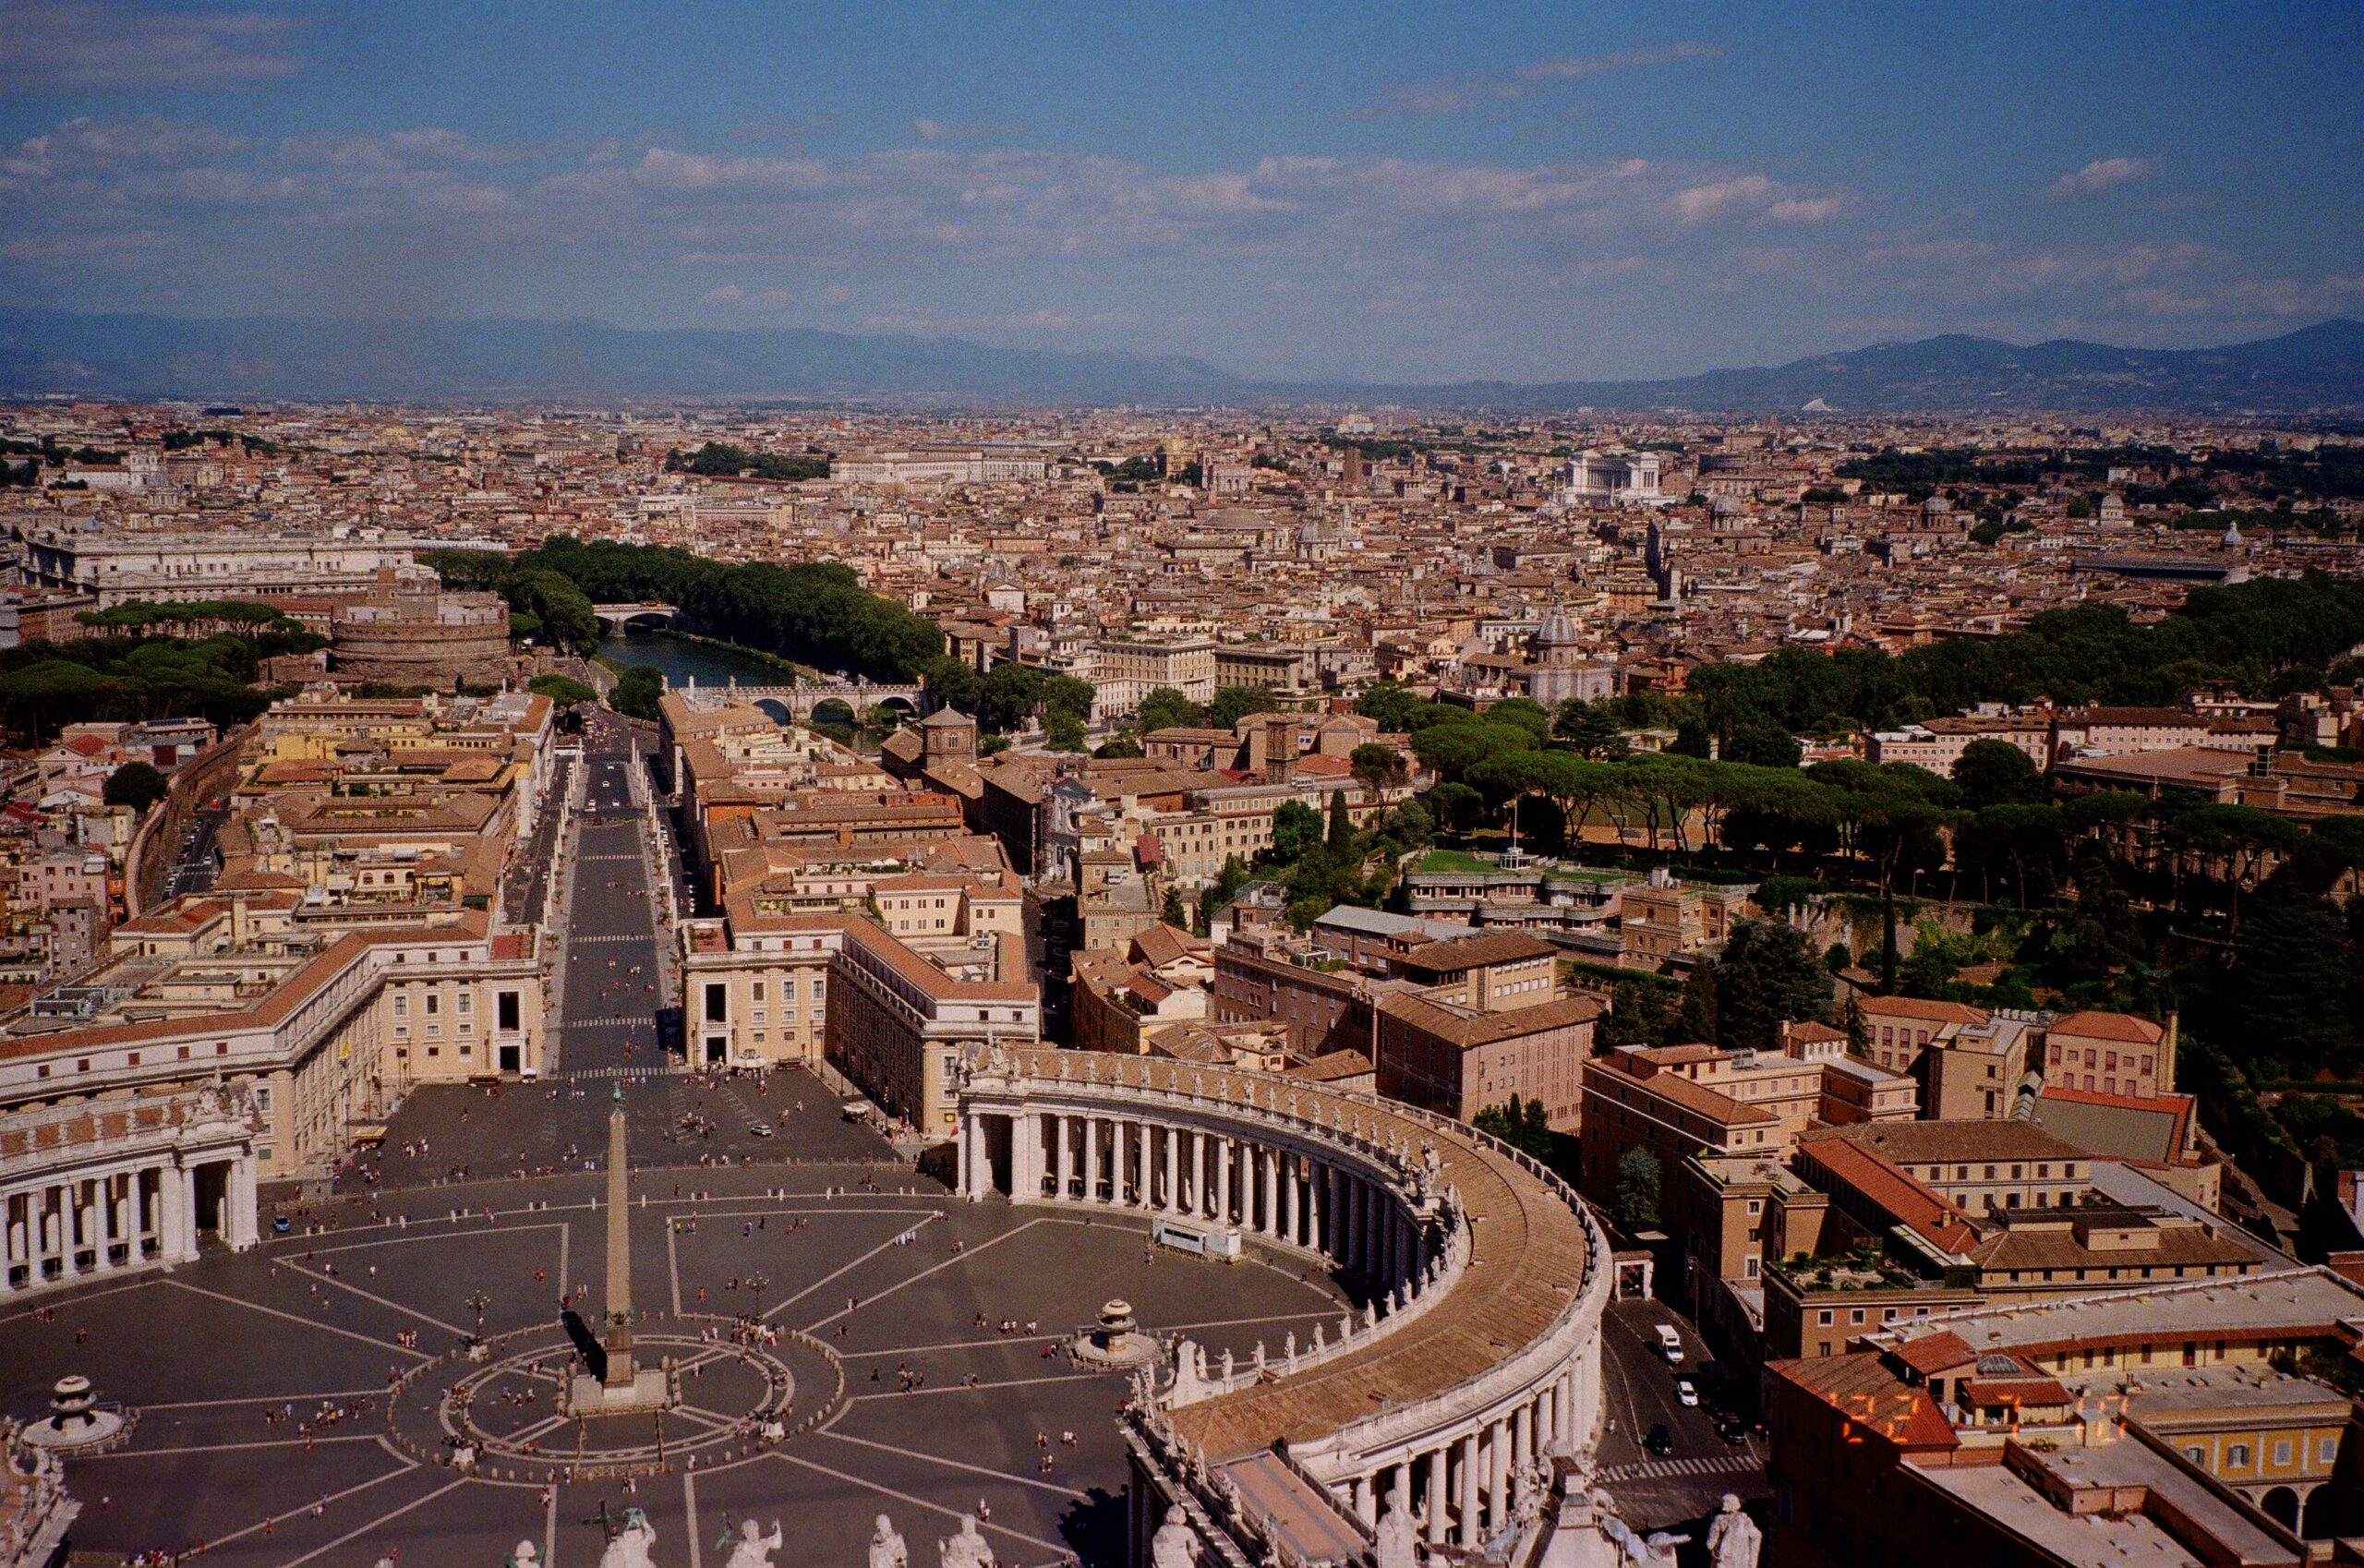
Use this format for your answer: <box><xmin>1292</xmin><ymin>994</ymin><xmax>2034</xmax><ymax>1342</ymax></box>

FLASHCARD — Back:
<box><xmin>1353</xmin><ymin>41</ymin><xmax>1721</xmax><ymax>117</ymax></box>
<box><xmin>2048</xmin><ymin>157</ymin><xmax>2153</xmax><ymax>198</ymax></box>
<box><xmin>0</xmin><ymin>0</ymin><xmax>308</xmax><ymax>91</ymax></box>
<box><xmin>1767</xmin><ymin>195</ymin><xmax>1847</xmax><ymax>223</ymax></box>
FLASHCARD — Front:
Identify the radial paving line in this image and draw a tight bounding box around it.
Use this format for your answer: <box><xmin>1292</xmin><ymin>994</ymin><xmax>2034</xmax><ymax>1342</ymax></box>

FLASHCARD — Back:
<box><xmin>165</xmin><ymin>1279</ymin><xmax>431</xmax><ymax>1360</ymax></box>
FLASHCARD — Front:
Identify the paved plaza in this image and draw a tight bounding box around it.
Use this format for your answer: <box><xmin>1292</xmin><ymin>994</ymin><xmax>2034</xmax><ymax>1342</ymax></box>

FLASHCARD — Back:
<box><xmin>1</xmin><ymin>1086</ymin><xmax>1352</xmax><ymax>1567</ymax></box>
<box><xmin>0</xmin><ymin>730</ymin><xmax>1350</xmax><ymax>1567</ymax></box>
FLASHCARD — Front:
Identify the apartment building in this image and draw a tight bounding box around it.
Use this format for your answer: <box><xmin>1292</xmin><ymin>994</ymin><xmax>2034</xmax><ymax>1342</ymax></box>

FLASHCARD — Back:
<box><xmin>1617</xmin><ymin>868</ymin><xmax>1755</xmax><ymax>966</ymax></box>
<box><xmin>1768</xmin><ymin>1272</ymin><xmax>2364</xmax><ymax>1566</ymax></box>
<box><xmin>1091</xmin><ymin>635</ymin><xmax>1218</xmax><ymax>711</ymax></box>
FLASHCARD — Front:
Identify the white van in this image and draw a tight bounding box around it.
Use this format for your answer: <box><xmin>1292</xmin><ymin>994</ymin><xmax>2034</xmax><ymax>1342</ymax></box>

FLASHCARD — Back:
<box><xmin>1655</xmin><ymin>1323</ymin><xmax>1685</xmax><ymax>1364</ymax></box>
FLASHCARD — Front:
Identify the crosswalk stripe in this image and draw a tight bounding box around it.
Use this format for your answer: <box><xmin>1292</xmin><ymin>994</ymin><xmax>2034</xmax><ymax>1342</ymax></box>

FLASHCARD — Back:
<box><xmin>1598</xmin><ymin>1453</ymin><xmax>1759</xmax><ymax>1483</ymax></box>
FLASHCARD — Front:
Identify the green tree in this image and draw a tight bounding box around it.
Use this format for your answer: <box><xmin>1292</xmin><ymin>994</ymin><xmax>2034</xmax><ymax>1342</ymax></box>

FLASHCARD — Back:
<box><xmin>1043</xmin><ymin>711</ymin><xmax>1088</xmax><ymax>752</ymax></box>
<box><xmin>1485</xmin><ymin>696</ymin><xmax>1552</xmax><ymax>745</ymax></box>
<box><xmin>1327</xmin><ymin>790</ymin><xmax>1355</xmax><ymax>853</ymax></box>
<box><xmin>921</xmin><ymin>656</ymin><xmax>984</xmax><ymax>714</ymax></box>
<box><xmin>2225</xmin><ymin>877</ymin><xmax>2355</xmax><ymax>1077</ymax></box>
<box><xmin>1473</xmin><ymin>1095</ymin><xmax>1554</xmax><ymax>1160</ymax></box>
<box><xmin>609</xmin><ymin>665</ymin><xmax>666</xmax><ymax>721</ymax></box>
<box><xmin>1040</xmin><ymin>675</ymin><xmax>1096</xmax><ymax>723</ymax></box>
<box><xmin>1952</xmin><ymin>738</ymin><xmax>2044</xmax><ymax>809</ymax></box>
<box><xmin>528</xmin><ymin>673</ymin><xmax>597</xmax><ymax>706</ymax></box>
<box><xmin>102</xmin><ymin>760</ymin><xmax>169</xmax><ymax>814</ymax></box>
<box><xmin>1427</xmin><ymin>781</ymin><xmax>1485</xmax><ymax>837</ymax></box>
<box><xmin>1354</xmin><ymin>681</ymin><xmax>1423</xmax><ymax>733</ymax></box>
<box><xmin>1715</xmin><ymin>919</ymin><xmax>1831</xmax><ymax>1049</ymax></box>
<box><xmin>1351</xmin><ymin>742</ymin><xmax>1407</xmax><ymax>790</ymax></box>
<box><xmin>1676</xmin><ymin>960</ymin><xmax>1720</xmax><ymax>1043</ymax></box>
<box><xmin>1207</xmin><ymin>685</ymin><xmax>1282</xmax><ymax>730</ymax></box>
<box><xmin>1552</xmin><ymin>700</ymin><xmax>1629</xmax><ymax>760</ymax></box>
<box><xmin>1137</xmin><ymin>687</ymin><xmax>1203</xmax><ymax>734</ymax></box>
<box><xmin>1614</xmin><ymin>1147</ymin><xmax>1662</xmax><ymax>1234</ymax></box>
<box><xmin>1270</xmin><ymin>800</ymin><xmax>1322</xmax><ymax>863</ymax></box>
<box><xmin>979</xmin><ymin>664</ymin><xmax>1045</xmax><ymax>732</ymax></box>
<box><xmin>1723</xmin><ymin>717</ymin><xmax>1802</xmax><ymax>768</ymax></box>
<box><xmin>1161</xmin><ymin>886</ymin><xmax>1188</xmax><ymax>928</ymax></box>
<box><xmin>1836</xmin><ymin>989</ymin><xmax>1868</xmax><ymax>1053</ymax></box>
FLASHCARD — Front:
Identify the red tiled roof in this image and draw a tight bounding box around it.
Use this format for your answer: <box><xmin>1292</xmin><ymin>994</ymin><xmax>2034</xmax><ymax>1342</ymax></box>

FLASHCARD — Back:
<box><xmin>2048</xmin><ymin>1009</ymin><xmax>2164</xmax><ymax>1044</ymax></box>
<box><xmin>1889</xmin><ymin>1330</ymin><xmax>1975</xmax><ymax>1375</ymax></box>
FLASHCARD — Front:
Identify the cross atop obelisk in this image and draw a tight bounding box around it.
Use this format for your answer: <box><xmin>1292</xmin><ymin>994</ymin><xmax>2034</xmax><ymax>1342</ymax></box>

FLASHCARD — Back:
<box><xmin>601</xmin><ymin>1083</ymin><xmax>635</xmax><ymax>1390</ymax></box>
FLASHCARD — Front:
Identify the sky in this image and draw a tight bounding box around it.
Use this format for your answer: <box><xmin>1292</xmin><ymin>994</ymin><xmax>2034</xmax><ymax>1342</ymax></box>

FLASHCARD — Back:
<box><xmin>4</xmin><ymin>0</ymin><xmax>2361</xmax><ymax>382</ymax></box>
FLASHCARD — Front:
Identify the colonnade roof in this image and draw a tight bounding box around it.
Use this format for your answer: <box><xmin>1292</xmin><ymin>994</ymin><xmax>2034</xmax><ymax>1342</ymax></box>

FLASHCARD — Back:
<box><xmin>981</xmin><ymin>1046</ymin><xmax>1596</xmax><ymax>1461</ymax></box>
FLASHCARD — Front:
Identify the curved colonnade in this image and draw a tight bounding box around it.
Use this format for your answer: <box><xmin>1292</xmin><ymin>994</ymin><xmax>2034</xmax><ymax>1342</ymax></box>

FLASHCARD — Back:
<box><xmin>956</xmin><ymin>1044</ymin><xmax>1610</xmax><ymax>1568</ymax></box>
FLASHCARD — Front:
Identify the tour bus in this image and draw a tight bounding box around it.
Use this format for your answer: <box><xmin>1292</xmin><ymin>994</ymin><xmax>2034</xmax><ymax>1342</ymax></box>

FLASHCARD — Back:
<box><xmin>1151</xmin><ymin>1216</ymin><xmax>1243</xmax><ymax>1261</ymax></box>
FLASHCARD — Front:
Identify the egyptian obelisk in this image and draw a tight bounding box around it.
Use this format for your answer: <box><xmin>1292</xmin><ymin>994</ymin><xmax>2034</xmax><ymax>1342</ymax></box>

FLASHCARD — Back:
<box><xmin>601</xmin><ymin>1084</ymin><xmax>635</xmax><ymax>1389</ymax></box>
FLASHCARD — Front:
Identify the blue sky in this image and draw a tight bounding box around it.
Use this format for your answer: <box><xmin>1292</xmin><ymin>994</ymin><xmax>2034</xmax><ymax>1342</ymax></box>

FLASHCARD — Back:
<box><xmin>4</xmin><ymin>0</ymin><xmax>2360</xmax><ymax>380</ymax></box>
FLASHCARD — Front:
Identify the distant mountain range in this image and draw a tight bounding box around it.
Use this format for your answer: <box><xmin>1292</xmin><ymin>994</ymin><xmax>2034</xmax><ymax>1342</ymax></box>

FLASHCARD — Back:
<box><xmin>2</xmin><ymin>307</ymin><xmax>2360</xmax><ymax>414</ymax></box>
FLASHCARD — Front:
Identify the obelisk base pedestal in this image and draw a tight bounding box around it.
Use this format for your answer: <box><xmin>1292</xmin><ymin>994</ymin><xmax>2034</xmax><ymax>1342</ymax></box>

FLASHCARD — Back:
<box><xmin>569</xmin><ymin>1366</ymin><xmax>672</xmax><ymax>1414</ymax></box>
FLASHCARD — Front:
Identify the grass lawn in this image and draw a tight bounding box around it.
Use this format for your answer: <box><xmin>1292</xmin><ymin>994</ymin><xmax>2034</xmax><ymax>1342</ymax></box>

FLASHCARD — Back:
<box><xmin>1417</xmin><ymin>848</ymin><xmax>1498</xmax><ymax>875</ymax></box>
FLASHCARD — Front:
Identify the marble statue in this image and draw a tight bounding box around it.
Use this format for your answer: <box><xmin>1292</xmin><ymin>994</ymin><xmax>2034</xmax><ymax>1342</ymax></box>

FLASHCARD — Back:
<box><xmin>1150</xmin><ymin>1506</ymin><xmax>1199</xmax><ymax>1568</ymax></box>
<box><xmin>1373</xmin><ymin>1488</ymin><xmax>1419</xmax><ymax>1568</ymax></box>
<box><xmin>1706</xmin><ymin>1495</ymin><xmax>1759</xmax><ymax>1568</ymax></box>
<box><xmin>724</xmin><ymin>1519</ymin><xmax>782</xmax><ymax>1568</ymax></box>
<box><xmin>1599</xmin><ymin>1514</ymin><xmax>1686</xmax><ymax>1568</ymax></box>
<box><xmin>1221</xmin><ymin>1348</ymin><xmax>1236</xmax><ymax>1381</ymax></box>
<box><xmin>503</xmin><ymin>1545</ymin><xmax>539</xmax><ymax>1568</ymax></box>
<box><xmin>597</xmin><ymin>1510</ymin><xmax>659</xmax><ymax>1568</ymax></box>
<box><xmin>939</xmin><ymin>1514</ymin><xmax>995</xmax><ymax>1568</ymax></box>
<box><xmin>869</xmin><ymin>1515</ymin><xmax>909</xmax><ymax>1568</ymax></box>
<box><xmin>1311</xmin><ymin>1322</ymin><xmax>1325</xmax><ymax>1353</ymax></box>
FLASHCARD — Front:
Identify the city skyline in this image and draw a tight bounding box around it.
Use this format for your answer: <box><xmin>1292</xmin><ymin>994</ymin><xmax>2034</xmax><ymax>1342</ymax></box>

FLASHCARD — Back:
<box><xmin>4</xmin><ymin>0</ymin><xmax>2360</xmax><ymax>382</ymax></box>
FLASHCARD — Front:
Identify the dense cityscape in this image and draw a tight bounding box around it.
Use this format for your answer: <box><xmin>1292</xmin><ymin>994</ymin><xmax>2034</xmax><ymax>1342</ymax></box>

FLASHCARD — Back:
<box><xmin>6</xmin><ymin>4</ymin><xmax>2364</xmax><ymax>1568</ymax></box>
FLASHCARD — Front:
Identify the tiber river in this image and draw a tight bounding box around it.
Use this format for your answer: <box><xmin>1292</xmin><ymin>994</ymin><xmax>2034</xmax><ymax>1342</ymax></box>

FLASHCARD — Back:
<box><xmin>595</xmin><ymin>629</ymin><xmax>788</xmax><ymax>692</ymax></box>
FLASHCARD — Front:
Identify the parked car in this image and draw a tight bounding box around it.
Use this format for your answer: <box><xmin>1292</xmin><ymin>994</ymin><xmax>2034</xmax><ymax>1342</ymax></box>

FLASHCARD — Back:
<box><xmin>1717</xmin><ymin>1418</ymin><xmax>1751</xmax><ymax>1447</ymax></box>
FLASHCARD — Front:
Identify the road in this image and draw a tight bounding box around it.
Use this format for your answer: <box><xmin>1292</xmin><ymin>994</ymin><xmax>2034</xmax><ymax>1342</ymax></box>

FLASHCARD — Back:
<box><xmin>558</xmin><ymin>721</ymin><xmax>669</xmax><ymax>1076</ymax></box>
<box><xmin>163</xmin><ymin>804</ymin><xmax>227</xmax><ymax>899</ymax></box>
<box><xmin>1593</xmin><ymin>1298</ymin><xmax>1768</xmax><ymax>1530</ymax></box>
<box><xmin>498</xmin><ymin>752</ymin><xmax>573</xmax><ymax>927</ymax></box>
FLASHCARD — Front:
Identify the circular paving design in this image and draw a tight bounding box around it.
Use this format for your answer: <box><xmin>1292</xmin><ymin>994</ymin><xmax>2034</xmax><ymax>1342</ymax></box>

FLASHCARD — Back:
<box><xmin>0</xmin><ymin>1076</ymin><xmax>1355</xmax><ymax>1568</ymax></box>
<box><xmin>384</xmin><ymin>1315</ymin><xmax>845</xmax><ymax>1480</ymax></box>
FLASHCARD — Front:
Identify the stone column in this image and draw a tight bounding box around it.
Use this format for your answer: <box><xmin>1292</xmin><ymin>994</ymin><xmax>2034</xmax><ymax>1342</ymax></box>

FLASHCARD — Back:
<box><xmin>1490</xmin><ymin>1417</ymin><xmax>1513</xmax><ymax>1532</ymax></box>
<box><xmin>1054</xmin><ymin>1114</ymin><xmax>1071</xmax><ymax>1200</ymax></box>
<box><xmin>1425</xmin><ymin>1446</ymin><xmax>1449</xmax><ymax>1545</ymax></box>
<box><xmin>1134</xmin><ymin>1120</ymin><xmax>1152</xmax><ymax>1207</ymax></box>
<box><xmin>1455</xmin><ymin>1430</ymin><xmax>1481</xmax><ymax>1548</ymax></box>
<box><xmin>59</xmin><ymin>1183</ymin><xmax>82</xmax><ymax>1279</ymax></box>
<box><xmin>1514</xmin><ymin>1402</ymin><xmax>1534</xmax><ymax>1478</ymax></box>
<box><xmin>235</xmin><ymin>1156</ymin><xmax>259</xmax><ymax>1249</ymax></box>
<box><xmin>1537</xmin><ymin>1379</ymin><xmax>1556</xmax><ymax>1453</ymax></box>
<box><xmin>1278</xmin><ymin>1153</ymin><xmax>1297</xmax><ymax>1246</ymax></box>
<box><xmin>1256</xmin><ymin>1146</ymin><xmax>1274</xmax><ymax>1234</ymax></box>
<box><xmin>1163</xmin><ymin>1125</ymin><xmax>1178</xmax><ymax>1212</ymax></box>
<box><xmin>159</xmin><ymin>1166</ymin><xmax>184</xmax><ymax>1263</ymax></box>
<box><xmin>1083</xmin><ymin>1116</ymin><xmax>1102</xmax><ymax>1201</ymax></box>
<box><xmin>1352</xmin><ymin>1474</ymin><xmax>1373</xmax><ymax>1526</ymax></box>
<box><xmin>1214</xmin><ymin>1137</ymin><xmax>1232</xmax><ymax>1225</ymax></box>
